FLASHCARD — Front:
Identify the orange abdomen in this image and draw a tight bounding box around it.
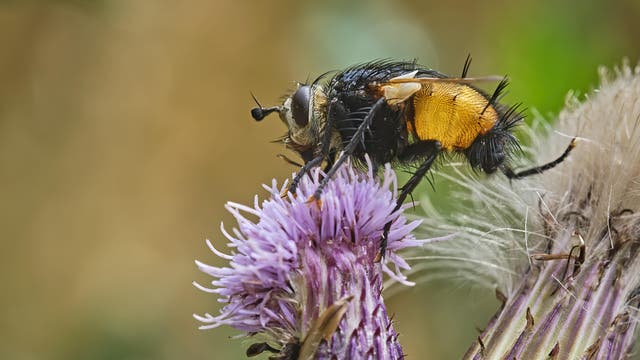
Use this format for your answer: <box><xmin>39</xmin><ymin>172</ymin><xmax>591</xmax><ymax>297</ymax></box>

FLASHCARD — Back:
<box><xmin>409</xmin><ymin>82</ymin><xmax>498</xmax><ymax>151</ymax></box>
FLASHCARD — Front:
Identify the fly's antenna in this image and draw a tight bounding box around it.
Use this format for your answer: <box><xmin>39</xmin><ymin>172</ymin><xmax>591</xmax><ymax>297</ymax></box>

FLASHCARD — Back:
<box><xmin>250</xmin><ymin>92</ymin><xmax>281</xmax><ymax>121</ymax></box>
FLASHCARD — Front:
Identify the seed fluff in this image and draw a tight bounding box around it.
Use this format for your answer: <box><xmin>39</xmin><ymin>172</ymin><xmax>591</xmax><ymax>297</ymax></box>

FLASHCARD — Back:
<box><xmin>413</xmin><ymin>61</ymin><xmax>640</xmax><ymax>359</ymax></box>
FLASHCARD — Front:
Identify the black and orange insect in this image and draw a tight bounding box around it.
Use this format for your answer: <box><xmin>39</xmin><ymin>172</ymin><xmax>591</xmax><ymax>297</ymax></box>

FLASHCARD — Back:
<box><xmin>251</xmin><ymin>58</ymin><xmax>575</xmax><ymax>259</ymax></box>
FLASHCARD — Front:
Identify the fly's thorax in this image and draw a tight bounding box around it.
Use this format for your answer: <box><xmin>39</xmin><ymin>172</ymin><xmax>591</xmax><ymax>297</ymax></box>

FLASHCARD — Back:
<box><xmin>279</xmin><ymin>84</ymin><xmax>328</xmax><ymax>160</ymax></box>
<box><xmin>410</xmin><ymin>82</ymin><xmax>499</xmax><ymax>151</ymax></box>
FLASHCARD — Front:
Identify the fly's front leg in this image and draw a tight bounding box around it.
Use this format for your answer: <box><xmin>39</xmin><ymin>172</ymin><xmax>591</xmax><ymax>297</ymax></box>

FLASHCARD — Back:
<box><xmin>288</xmin><ymin>100</ymin><xmax>338</xmax><ymax>198</ymax></box>
<box><xmin>309</xmin><ymin>97</ymin><xmax>387</xmax><ymax>203</ymax></box>
<box><xmin>286</xmin><ymin>156</ymin><xmax>324</xmax><ymax>197</ymax></box>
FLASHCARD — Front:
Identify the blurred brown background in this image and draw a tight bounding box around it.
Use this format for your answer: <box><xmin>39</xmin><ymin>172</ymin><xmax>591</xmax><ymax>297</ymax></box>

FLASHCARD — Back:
<box><xmin>1</xmin><ymin>1</ymin><xmax>638</xmax><ymax>359</ymax></box>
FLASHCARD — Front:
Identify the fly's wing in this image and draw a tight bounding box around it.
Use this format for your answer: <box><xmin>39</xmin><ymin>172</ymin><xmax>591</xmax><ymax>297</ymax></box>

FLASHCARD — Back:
<box><xmin>378</xmin><ymin>73</ymin><xmax>504</xmax><ymax>105</ymax></box>
<box><xmin>386</xmin><ymin>75</ymin><xmax>504</xmax><ymax>84</ymax></box>
<box><xmin>381</xmin><ymin>70</ymin><xmax>422</xmax><ymax>105</ymax></box>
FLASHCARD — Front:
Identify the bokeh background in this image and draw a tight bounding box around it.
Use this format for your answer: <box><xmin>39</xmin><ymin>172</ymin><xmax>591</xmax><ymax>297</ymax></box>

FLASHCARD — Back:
<box><xmin>1</xmin><ymin>1</ymin><xmax>639</xmax><ymax>359</ymax></box>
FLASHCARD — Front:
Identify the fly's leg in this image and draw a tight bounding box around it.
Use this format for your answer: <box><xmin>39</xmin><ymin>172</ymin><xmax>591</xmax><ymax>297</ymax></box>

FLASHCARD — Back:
<box><xmin>309</xmin><ymin>97</ymin><xmax>386</xmax><ymax>203</ymax></box>
<box><xmin>375</xmin><ymin>140</ymin><xmax>441</xmax><ymax>262</ymax></box>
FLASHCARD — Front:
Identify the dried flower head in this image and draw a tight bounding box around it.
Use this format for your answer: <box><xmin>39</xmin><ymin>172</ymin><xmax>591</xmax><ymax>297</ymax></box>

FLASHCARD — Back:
<box><xmin>194</xmin><ymin>160</ymin><xmax>444</xmax><ymax>359</ymax></box>
<box><xmin>416</xmin><ymin>62</ymin><xmax>640</xmax><ymax>359</ymax></box>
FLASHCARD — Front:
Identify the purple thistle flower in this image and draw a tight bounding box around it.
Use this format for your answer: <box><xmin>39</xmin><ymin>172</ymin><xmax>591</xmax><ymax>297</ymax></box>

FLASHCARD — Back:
<box><xmin>194</xmin><ymin>159</ymin><xmax>445</xmax><ymax>359</ymax></box>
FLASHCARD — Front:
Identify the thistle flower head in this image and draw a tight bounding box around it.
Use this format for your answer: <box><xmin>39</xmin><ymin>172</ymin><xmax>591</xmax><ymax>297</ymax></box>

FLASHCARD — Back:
<box><xmin>416</xmin><ymin>62</ymin><xmax>640</xmax><ymax>359</ymax></box>
<box><xmin>194</xmin><ymin>160</ymin><xmax>441</xmax><ymax>359</ymax></box>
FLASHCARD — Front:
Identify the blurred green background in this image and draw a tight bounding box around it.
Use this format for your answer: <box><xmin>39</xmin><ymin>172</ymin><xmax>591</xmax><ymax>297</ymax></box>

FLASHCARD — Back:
<box><xmin>1</xmin><ymin>1</ymin><xmax>638</xmax><ymax>359</ymax></box>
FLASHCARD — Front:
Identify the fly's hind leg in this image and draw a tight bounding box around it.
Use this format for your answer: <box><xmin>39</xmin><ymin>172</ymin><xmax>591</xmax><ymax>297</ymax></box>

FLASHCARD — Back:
<box><xmin>375</xmin><ymin>140</ymin><xmax>441</xmax><ymax>262</ymax></box>
<box><xmin>502</xmin><ymin>138</ymin><xmax>577</xmax><ymax>179</ymax></box>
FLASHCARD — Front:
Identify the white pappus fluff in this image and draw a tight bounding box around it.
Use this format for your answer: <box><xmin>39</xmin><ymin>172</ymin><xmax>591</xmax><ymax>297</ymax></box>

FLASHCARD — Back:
<box><xmin>411</xmin><ymin>62</ymin><xmax>640</xmax><ymax>359</ymax></box>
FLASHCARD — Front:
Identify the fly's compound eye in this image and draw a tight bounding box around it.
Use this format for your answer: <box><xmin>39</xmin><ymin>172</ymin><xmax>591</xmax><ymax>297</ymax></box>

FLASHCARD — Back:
<box><xmin>291</xmin><ymin>85</ymin><xmax>311</xmax><ymax>127</ymax></box>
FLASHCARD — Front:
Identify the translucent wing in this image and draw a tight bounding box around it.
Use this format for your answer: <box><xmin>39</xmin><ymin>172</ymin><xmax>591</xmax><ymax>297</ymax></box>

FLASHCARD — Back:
<box><xmin>384</xmin><ymin>75</ymin><xmax>504</xmax><ymax>85</ymax></box>
<box><xmin>377</xmin><ymin>71</ymin><xmax>505</xmax><ymax>105</ymax></box>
